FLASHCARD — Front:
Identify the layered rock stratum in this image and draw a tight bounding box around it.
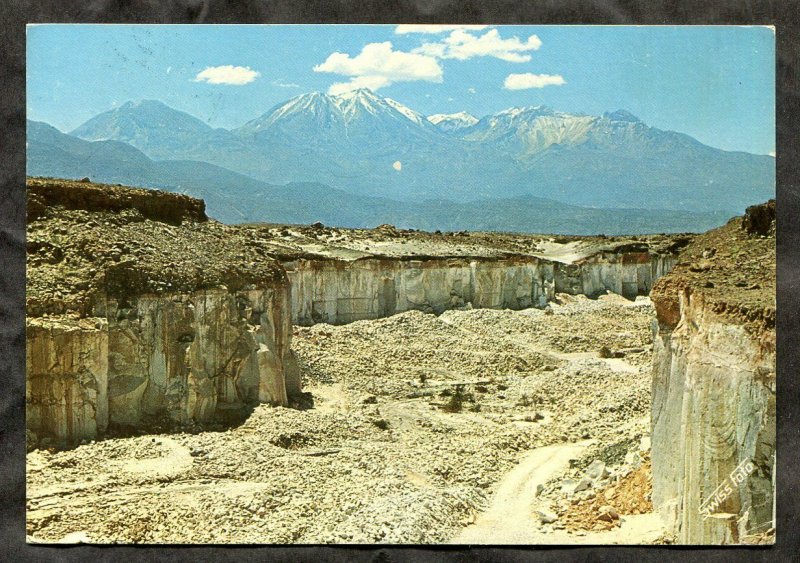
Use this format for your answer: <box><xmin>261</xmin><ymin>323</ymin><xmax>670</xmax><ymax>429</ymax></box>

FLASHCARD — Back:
<box><xmin>650</xmin><ymin>200</ymin><xmax>776</xmax><ymax>544</ymax></box>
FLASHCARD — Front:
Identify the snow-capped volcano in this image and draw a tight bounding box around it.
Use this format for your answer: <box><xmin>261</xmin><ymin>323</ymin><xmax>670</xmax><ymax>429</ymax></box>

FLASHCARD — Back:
<box><xmin>463</xmin><ymin>105</ymin><xmax>596</xmax><ymax>155</ymax></box>
<box><xmin>237</xmin><ymin>89</ymin><xmax>437</xmax><ymax>138</ymax></box>
<box><xmin>427</xmin><ymin>111</ymin><xmax>479</xmax><ymax>133</ymax></box>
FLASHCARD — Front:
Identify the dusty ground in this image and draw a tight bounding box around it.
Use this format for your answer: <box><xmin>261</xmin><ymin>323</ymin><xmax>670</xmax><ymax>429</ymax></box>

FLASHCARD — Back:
<box><xmin>27</xmin><ymin>294</ymin><xmax>661</xmax><ymax>544</ymax></box>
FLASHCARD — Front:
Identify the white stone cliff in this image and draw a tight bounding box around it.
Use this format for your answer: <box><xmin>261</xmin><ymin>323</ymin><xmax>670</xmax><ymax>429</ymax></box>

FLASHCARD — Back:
<box><xmin>649</xmin><ymin>202</ymin><xmax>776</xmax><ymax>544</ymax></box>
<box><xmin>651</xmin><ymin>290</ymin><xmax>775</xmax><ymax>544</ymax></box>
<box><xmin>27</xmin><ymin>285</ymin><xmax>299</xmax><ymax>447</ymax></box>
<box><xmin>285</xmin><ymin>252</ymin><xmax>674</xmax><ymax>326</ymax></box>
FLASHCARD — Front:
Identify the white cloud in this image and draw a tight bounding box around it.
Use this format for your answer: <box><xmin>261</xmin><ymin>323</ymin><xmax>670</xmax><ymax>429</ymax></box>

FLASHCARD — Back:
<box><xmin>393</xmin><ymin>160</ymin><xmax>402</xmax><ymax>171</ymax></box>
<box><xmin>415</xmin><ymin>29</ymin><xmax>542</xmax><ymax>62</ymax></box>
<box><xmin>194</xmin><ymin>65</ymin><xmax>259</xmax><ymax>85</ymax></box>
<box><xmin>328</xmin><ymin>75</ymin><xmax>391</xmax><ymax>95</ymax></box>
<box><xmin>467</xmin><ymin>87</ymin><xmax>476</xmax><ymax>94</ymax></box>
<box><xmin>504</xmin><ymin>72</ymin><xmax>566</xmax><ymax>90</ymax></box>
<box><xmin>395</xmin><ymin>25</ymin><xmax>488</xmax><ymax>35</ymax></box>
<box><xmin>314</xmin><ymin>41</ymin><xmax>443</xmax><ymax>94</ymax></box>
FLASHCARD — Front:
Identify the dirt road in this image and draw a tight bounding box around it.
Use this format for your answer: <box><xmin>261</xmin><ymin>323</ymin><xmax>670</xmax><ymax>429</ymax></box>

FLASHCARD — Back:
<box><xmin>452</xmin><ymin>441</ymin><xmax>591</xmax><ymax>544</ymax></box>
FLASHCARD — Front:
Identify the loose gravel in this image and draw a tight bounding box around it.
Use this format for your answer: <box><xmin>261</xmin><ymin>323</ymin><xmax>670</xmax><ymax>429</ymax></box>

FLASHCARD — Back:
<box><xmin>27</xmin><ymin>295</ymin><xmax>655</xmax><ymax>544</ymax></box>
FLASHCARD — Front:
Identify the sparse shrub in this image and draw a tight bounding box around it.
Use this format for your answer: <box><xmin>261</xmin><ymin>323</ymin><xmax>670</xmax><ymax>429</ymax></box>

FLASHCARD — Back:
<box><xmin>372</xmin><ymin>418</ymin><xmax>390</xmax><ymax>431</ymax></box>
<box><xmin>441</xmin><ymin>385</ymin><xmax>466</xmax><ymax>413</ymax></box>
<box><xmin>469</xmin><ymin>403</ymin><xmax>482</xmax><ymax>413</ymax></box>
<box><xmin>599</xmin><ymin>346</ymin><xmax>613</xmax><ymax>358</ymax></box>
<box><xmin>270</xmin><ymin>431</ymin><xmax>312</xmax><ymax>450</ymax></box>
<box><xmin>517</xmin><ymin>394</ymin><xmax>532</xmax><ymax>407</ymax></box>
<box><xmin>442</xmin><ymin>394</ymin><xmax>463</xmax><ymax>413</ymax></box>
<box><xmin>419</xmin><ymin>372</ymin><xmax>428</xmax><ymax>385</ymax></box>
<box><xmin>475</xmin><ymin>385</ymin><xmax>488</xmax><ymax>393</ymax></box>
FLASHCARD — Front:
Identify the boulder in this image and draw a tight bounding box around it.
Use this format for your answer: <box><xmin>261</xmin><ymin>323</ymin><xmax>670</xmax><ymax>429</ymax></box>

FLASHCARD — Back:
<box><xmin>598</xmin><ymin>505</ymin><xmax>619</xmax><ymax>522</ymax></box>
<box><xmin>585</xmin><ymin>459</ymin><xmax>609</xmax><ymax>481</ymax></box>
<box><xmin>536</xmin><ymin>509</ymin><xmax>558</xmax><ymax>524</ymax></box>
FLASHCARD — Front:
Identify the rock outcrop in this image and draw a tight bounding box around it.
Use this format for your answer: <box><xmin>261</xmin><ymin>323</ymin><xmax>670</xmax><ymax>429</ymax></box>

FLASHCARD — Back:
<box><xmin>650</xmin><ymin>201</ymin><xmax>776</xmax><ymax>544</ymax></box>
<box><xmin>285</xmin><ymin>257</ymin><xmax>553</xmax><ymax>325</ymax></box>
<box><xmin>26</xmin><ymin>179</ymin><xmax>299</xmax><ymax>448</ymax></box>
<box><xmin>27</xmin><ymin>288</ymin><xmax>297</xmax><ymax>448</ymax></box>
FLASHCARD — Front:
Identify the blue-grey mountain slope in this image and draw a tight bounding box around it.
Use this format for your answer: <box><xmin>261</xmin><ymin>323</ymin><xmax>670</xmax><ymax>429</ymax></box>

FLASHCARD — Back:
<box><xmin>29</xmin><ymin>119</ymin><xmax>728</xmax><ymax>234</ymax></box>
<box><xmin>68</xmin><ymin>90</ymin><xmax>774</xmax><ymax>213</ymax></box>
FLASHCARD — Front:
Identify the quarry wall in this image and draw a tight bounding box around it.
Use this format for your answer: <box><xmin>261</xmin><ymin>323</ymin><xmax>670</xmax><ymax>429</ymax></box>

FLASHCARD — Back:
<box><xmin>284</xmin><ymin>252</ymin><xmax>675</xmax><ymax>326</ymax></box>
<box><xmin>27</xmin><ymin>285</ymin><xmax>299</xmax><ymax>448</ymax></box>
<box><xmin>651</xmin><ymin>292</ymin><xmax>775</xmax><ymax>543</ymax></box>
<box><xmin>650</xmin><ymin>201</ymin><xmax>776</xmax><ymax>544</ymax></box>
<box><xmin>27</xmin><ymin>249</ymin><xmax>674</xmax><ymax>447</ymax></box>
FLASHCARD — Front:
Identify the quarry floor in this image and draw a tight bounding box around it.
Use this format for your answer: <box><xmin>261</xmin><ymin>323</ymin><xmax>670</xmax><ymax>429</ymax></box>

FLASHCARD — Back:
<box><xmin>26</xmin><ymin>294</ymin><xmax>667</xmax><ymax>545</ymax></box>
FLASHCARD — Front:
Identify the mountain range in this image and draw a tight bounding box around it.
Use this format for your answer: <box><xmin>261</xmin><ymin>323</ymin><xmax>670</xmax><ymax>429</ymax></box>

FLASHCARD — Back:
<box><xmin>28</xmin><ymin>88</ymin><xmax>774</xmax><ymax>233</ymax></box>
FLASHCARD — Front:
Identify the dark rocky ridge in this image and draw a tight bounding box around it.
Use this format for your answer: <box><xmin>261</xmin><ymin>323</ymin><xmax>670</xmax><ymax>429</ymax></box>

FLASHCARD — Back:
<box><xmin>27</xmin><ymin>178</ymin><xmax>284</xmax><ymax>317</ymax></box>
<box><xmin>651</xmin><ymin>199</ymin><xmax>776</xmax><ymax>332</ymax></box>
<box><xmin>28</xmin><ymin>177</ymin><xmax>207</xmax><ymax>224</ymax></box>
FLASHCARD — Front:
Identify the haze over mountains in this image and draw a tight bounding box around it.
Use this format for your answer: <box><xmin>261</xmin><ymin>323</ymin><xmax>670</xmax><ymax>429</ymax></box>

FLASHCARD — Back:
<box><xmin>28</xmin><ymin>88</ymin><xmax>774</xmax><ymax>233</ymax></box>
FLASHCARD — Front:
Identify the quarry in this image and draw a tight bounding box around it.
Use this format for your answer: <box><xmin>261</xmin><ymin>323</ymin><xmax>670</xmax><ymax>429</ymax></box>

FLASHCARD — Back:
<box><xmin>25</xmin><ymin>178</ymin><xmax>775</xmax><ymax>545</ymax></box>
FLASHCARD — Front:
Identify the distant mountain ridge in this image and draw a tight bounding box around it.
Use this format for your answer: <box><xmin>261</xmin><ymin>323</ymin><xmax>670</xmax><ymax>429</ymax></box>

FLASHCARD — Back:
<box><xmin>28</xmin><ymin>118</ymin><xmax>730</xmax><ymax>234</ymax></box>
<box><xmin>66</xmin><ymin>89</ymin><xmax>774</xmax><ymax>213</ymax></box>
<box><xmin>427</xmin><ymin>111</ymin><xmax>479</xmax><ymax>132</ymax></box>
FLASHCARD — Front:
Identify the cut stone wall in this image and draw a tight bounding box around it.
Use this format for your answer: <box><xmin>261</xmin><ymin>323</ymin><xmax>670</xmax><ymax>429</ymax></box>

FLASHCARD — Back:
<box><xmin>285</xmin><ymin>253</ymin><xmax>674</xmax><ymax>326</ymax></box>
<box><xmin>27</xmin><ymin>285</ymin><xmax>299</xmax><ymax>447</ymax></box>
<box><xmin>651</xmin><ymin>290</ymin><xmax>776</xmax><ymax>543</ymax></box>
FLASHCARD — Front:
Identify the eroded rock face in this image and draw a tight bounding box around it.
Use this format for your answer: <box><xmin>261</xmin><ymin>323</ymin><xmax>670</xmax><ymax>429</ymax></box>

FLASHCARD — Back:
<box><xmin>650</xmin><ymin>203</ymin><xmax>776</xmax><ymax>544</ymax></box>
<box><xmin>285</xmin><ymin>253</ymin><xmax>674</xmax><ymax>326</ymax></box>
<box><xmin>286</xmin><ymin>258</ymin><xmax>553</xmax><ymax>325</ymax></box>
<box><xmin>26</xmin><ymin>179</ymin><xmax>299</xmax><ymax>448</ymax></box>
<box><xmin>27</xmin><ymin>286</ymin><xmax>298</xmax><ymax>447</ymax></box>
<box><xmin>27</xmin><ymin>318</ymin><xmax>109</xmax><ymax>447</ymax></box>
<box><xmin>556</xmin><ymin>252</ymin><xmax>675</xmax><ymax>300</ymax></box>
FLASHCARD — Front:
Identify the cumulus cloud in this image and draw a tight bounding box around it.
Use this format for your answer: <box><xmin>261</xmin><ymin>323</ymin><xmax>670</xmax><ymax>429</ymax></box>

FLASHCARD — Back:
<box><xmin>395</xmin><ymin>24</ymin><xmax>488</xmax><ymax>34</ymax></box>
<box><xmin>393</xmin><ymin>160</ymin><xmax>402</xmax><ymax>171</ymax></box>
<box><xmin>194</xmin><ymin>65</ymin><xmax>259</xmax><ymax>85</ymax></box>
<box><xmin>328</xmin><ymin>75</ymin><xmax>392</xmax><ymax>96</ymax></box>
<box><xmin>314</xmin><ymin>41</ymin><xmax>443</xmax><ymax>94</ymax></box>
<box><xmin>414</xmin><ymin>29</ymin><xmax>542</xmax><ymax>63</ymax></box>
<box><xmin>504</xmin><ymin>72</ymin><xmax>566</xmax><ymax>90</ymax></box>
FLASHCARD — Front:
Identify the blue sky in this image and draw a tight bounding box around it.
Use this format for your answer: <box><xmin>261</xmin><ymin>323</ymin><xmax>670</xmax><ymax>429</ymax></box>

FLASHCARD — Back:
<box><xmin>27</xmin><ymin>24</ymin><xmax>775</xmax><ymax>155</ymax></box>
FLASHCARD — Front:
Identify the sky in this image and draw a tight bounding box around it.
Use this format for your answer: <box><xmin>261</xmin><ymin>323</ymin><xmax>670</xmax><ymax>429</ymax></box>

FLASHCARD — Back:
<box><xmin>27</xmin><ymin>24</ymin><xmax>775</xmax><ymax>155</ymax></box>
